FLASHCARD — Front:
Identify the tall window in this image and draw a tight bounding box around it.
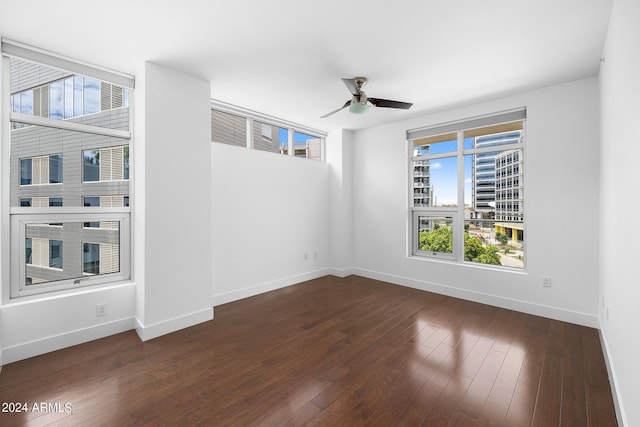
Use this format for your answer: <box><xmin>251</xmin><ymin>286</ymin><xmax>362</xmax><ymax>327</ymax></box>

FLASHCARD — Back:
<box><xmin>211</xmin><ymin>101</ymin><xmax>326</xmax><ymax>161</ymax></box>
<box><xmin>4</xmin><ymin>40</ymin><xmax>134</xmax><ymax>298</ymax></box>
<box><xmin>408</xmin><ymin>110</ymin><xmax>526</xmax><ymax>269</ymax></box>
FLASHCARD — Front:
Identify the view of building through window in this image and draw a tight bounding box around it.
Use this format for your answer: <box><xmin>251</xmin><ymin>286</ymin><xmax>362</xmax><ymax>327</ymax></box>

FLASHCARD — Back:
<box><xmin>6</xmin><ymin>47</ymin><xmax>132</xmax><ymax>297</ymax></box>
<box><xmin>410</xmin><ymin>115</ymin><xmax>525</xmax><ymax>269</ymax></box>
<box><xmin>211</xmin><ymin>107</ymin><xmax>324</xmax><ymax>161</ymax></box>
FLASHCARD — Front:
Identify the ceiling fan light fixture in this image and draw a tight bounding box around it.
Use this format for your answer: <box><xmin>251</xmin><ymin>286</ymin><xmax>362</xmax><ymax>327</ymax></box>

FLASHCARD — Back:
<box><xmin>349</xmin><ymin>101</ymin><xmax>370</xmax><ymax>114</ymax></box>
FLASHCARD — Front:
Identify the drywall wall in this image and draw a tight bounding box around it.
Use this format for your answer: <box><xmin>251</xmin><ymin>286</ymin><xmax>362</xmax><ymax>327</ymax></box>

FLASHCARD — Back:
<box><xmin>0</xmin><ymin>55</ymin><xmax>137</xmax><ymax>365</ymax></box>
<box><xmin>599</xmin><ymin>0</ymin><xmax>640</xmax><ymax>425</ymax></box>
<box><xmin>350</xmin><ymin>77</ymin><xmax>601</xmax><ymax>327</ymax></box>
<box><xmin>326</xmin><ymin>129</ymin><xmax>354</xmax><ymax>275</ymax></box>
<box><xmin>211</xmin><ymin>143</ymin><xmax>330</xmax><ymax>305</ymax></box>
<box><xmin>136</xmin><ymin>62</ymin><xmax>213</xmax><ymax>340</ymax></box>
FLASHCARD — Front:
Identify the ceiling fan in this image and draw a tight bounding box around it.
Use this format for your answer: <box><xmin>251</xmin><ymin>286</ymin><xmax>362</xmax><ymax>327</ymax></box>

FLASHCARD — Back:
<box><xmin>321</xmin><ymin>77</ymin><xmax>413</xmax><ymax>118</ymax></box>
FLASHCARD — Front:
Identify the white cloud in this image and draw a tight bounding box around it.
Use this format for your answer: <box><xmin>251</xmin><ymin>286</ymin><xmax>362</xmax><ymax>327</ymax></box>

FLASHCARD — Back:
<box><xmin>431</xmin><ymin>162</ymin><xmax>442</xmax><ymax>169</ymax></box>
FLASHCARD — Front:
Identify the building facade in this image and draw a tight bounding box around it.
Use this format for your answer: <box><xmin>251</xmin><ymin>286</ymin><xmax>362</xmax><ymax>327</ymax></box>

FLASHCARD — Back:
<box><xmin>10</xmin><ymin>57</ymin><xmax>130</xmax><ymax>289</ymax></box>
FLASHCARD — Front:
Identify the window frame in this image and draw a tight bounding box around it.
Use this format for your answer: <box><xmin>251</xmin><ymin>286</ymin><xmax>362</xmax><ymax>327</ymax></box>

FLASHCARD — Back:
<box><xmin>10</xmin><ymin>211</ymin><xmax>130</xmax><ymax>298</ymax></box>
<box><xmin>211</xmin><ymin>99</ymin><xmax>327</xmax><ymax>161</ymax></box>
<box><xmin>2</xmin><ymin>39</ymin><xmax>134</xmax><ymax>301</ymax></box>
<box><xmin>407</xmin><ymin>110</ymin><xmax>526</xmax><ymax>270</ymax></box>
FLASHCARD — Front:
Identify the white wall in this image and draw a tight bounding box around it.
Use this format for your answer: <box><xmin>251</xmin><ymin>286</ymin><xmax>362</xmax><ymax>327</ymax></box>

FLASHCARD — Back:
<box><xmin>135</xmin><ymin>62</ymin><xmax>213</xmax><ymax>340</ymax></box>
<box><xmin>0</xmin><ymin>54</ymin><xmax>137</xmax><ymax>365</ymax></box>
<box><xmin>211</xmin><ymin>143</ymin><xmax>330</xmax><ymax>305</ymax></box>
<box><xmin>326</xmin><ymin>130</ymin><xmax>354</xmax><ymax>274</ymax></box>
<box><xmin>350</xmin><ymin>77</ymin><xmax>601</xmax><ymax>327</ymax></box>
<box><xmin>599</xmin><ymin>0</ymin><xmax>640</xmax><ymax>425</ymax></box>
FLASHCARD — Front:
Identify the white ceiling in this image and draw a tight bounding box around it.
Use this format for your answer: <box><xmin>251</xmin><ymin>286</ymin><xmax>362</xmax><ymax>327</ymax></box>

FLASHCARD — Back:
<box><xmin>1</xmin><ymin>0</ymin><xmax>612</xmax><ymax>132</ymax></box>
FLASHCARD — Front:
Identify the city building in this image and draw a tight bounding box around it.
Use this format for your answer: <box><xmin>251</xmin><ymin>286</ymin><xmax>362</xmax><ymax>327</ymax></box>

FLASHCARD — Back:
<box><xmin>470</xmin><ymin>130</ymin><xmax>522</xmax><ymax>219</ymax></box>
<box><xmin>9</xmin><ymin>58</ymin><xmax>130</xmax><ymax>291</ymax></box>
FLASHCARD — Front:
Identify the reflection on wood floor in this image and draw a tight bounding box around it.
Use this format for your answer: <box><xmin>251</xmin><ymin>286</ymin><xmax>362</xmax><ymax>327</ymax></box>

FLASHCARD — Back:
<box><xmin>0</xmin><ymin>275</ymin><xmax>617</xmax><ymax>426</ymax></box>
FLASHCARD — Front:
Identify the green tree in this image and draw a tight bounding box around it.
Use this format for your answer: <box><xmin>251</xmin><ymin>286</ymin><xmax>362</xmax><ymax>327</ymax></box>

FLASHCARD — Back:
<box><xmin>464</xmin><ymin>233</ymin><xmax>484</xmax><ymax>261</ymax></box>
<box><xmin>496</xmin><ymin>232</ymin><xmax>508</xmax><ymax>246</ymax></box>
<box><xmin>473</xmin><ymin>245</ymin><xmax>502</xmax><ymax>265</ymax></box>
<box><xmin>419</xmin><ymin>226</ymin><xmax>452</xmax><ymax>253</ymax></box>
<box><xmin>419</xmin><ymin>227</ymin><xmax>503</xmax><ymax>266</ymax></box>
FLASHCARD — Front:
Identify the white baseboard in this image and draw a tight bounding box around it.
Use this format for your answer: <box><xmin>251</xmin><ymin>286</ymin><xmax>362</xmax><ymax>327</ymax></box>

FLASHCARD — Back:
<box><xmin>599</xmin><ymin>328</ymin><xmax>627</xmax><ymax>426</ymax></box>
<box><xmin>135</xmin><ymin>307</ymin><xmax>213</xmax><ymax>342</ymax></box>
<box><xmin>2</xmin><ymin>317</ymin><xmax>136</xmax><ymax>365</ymax></box>
<box><xmin>211</xmin><ymin>268</ymin><xmax>331</xmax><ymax>307</ymax></box>
<box><xmin>351</xmin><ymin>268</ymin><xmax>600</xmax><ymax>328</ymax></box>
<box><xmin>327</xmin><ymin>267</ymin><xmax>355</xmax><ymax>278</ymax></box>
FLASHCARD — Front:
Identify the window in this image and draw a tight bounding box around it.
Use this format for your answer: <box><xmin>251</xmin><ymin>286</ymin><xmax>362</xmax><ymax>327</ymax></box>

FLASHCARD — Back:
<box><xmin>4</xmin><ymin>40</ymin><xmax>134</xmax><ymax>298</ymax></box>
<box><xmin>211</xmin><ymin>100</ymin><xmax>326</xmax><ymax>161</ymax></box>
<box><xmin>20</xmin><ymin>158</ymin><xmax>32</xmax><ymax>185</ymax></box>
<box><xmin>408</xmin><ymin>109</ymin><xmax>526</xmax><ymax>269</ymax></box>
<box><xmin>83</xmin><ymin>146</ymin><xmax>129</xmax><ymax>182</ymax></box>
<box><xmin>83</xmin><ymin>243</ymin><xmax>100</xmax><ymax>274</ymax></box>
<box><xmin>19</xmin><ymin>154</ymin><xmax>63</xmax><ymax>185</ymax></box>
<box><xmin>49</xmin><ymin>240</ymin><xmax>63</xmax><ymax>269</ymax></box>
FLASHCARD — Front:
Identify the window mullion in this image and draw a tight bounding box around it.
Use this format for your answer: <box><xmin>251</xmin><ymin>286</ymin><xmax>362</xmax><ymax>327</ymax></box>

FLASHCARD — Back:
<box><xmin>455</xmin><ymin>131</ymin><xmax>465</xmax><ymax>261</ymax></box>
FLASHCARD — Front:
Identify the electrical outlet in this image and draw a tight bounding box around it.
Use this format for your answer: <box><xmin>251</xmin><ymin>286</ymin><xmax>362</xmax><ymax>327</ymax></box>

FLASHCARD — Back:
<box><xmin>96</xmin><ymin>303</ymin><xmax>106</xmax><ymax>317</ymax></box>
<box><xmin>542</xmin><ymin>277</ymin><xmax>552</xmax><ymax>287</ymax></box>
<box><xmin>304</xmin><ymin>253</ymin><xmax>308</xmax><ymax>260</ymax></box>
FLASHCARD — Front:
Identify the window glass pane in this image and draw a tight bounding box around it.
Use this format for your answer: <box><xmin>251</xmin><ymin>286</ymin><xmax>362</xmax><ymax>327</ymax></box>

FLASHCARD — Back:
<box><xmin>83</xmin><ymin>197</ymin><xmax>101</xmax><ymax>228</ymax></box>
<box><xmin>49</xmin><ymin>154</ymin><xmax>63</xmax><ymax>183</ymax></box>
<box><xmin>83</xmin><ymin>78</ymin><xmax>100</xmax><ymax>115</ymax></box>
<box><xmin>20</xmin><ymin>90</ymin><xmax>33</xmax><ymax>114</ymax></box>
<box><xmin>73</xmin><ymin>76</ymin><xmax>84</xmax><ymax>117</ymax></box>
<box><xmin>123</xmin><ymin>146</ymin><xmax>129</xmax><ymax>180</ymax></box>
<box><xmin>49</xmin><ymin>239</ymin><xmax>63</xmax><ymax>268</ymax></box>
<box><xmin>49</xmin><ymin>80</ymin><xmax>63</xmax><ymax>120</ymax></box>
<box><xmin>10</xmin><ymin>124</ymin><xmax>128</xmax><ymax>207</ymax></box>
<box><xmin>20</xmin><ymin>198</ymin><xmax>32</xmax><ymax>207</ymax></box>
<box><xmin>12</xmin><ymin>93</ymin><xmax>20</xmax><ymax>112</ymax></box>
<box><xmin>412</xmin><ymin>156</ymin><xmax>457</xmax><ymax>207</ymax></box>
<box><xmin>24</xmin><ymin>222</ymin><xmax>120</xmax><ymax>286</ymax></box>
<box><xmin>10</xmin><ymin>58</ymin><xmax>129</xmax><ymax>130</ymax></box>
<box><xmin>416</xmin><ymin>215</ymin><xmax>453</xmax><ymax>255</ymax></box>
<box><xmin>64</xmin><ymin>78</ymin><xmax>73</xmax><ymax>119</ymax></box>
<box><xmin>464</xmin><ymin>145</ymin><xmax>524</xmax><ymax>269</ymax></box>
<box><xmin>254</xmin><ymin>121</ymin><xmax>287</xmax><ymax>154</ymax></box>
<box><xmin>26</xmin><ymin>238</ymin><xmax>32</xmax><ymax>264</ymax></box>
<box><xmin>211</xmin><ymin>109</ymin><xmax>246</xmax><ymax>147</ymax></box>
<box><xmin>83</xmin><ymin>197</ymin><xmax>100</xmax><ymax>207</ymax></box>
<box><xmin>20</xmin><ymin>158</ymin><xmax>32</xmax><ymax>185</ymax></box>
<box><xmin>49</xmin><ymin>197</ymin><xmax>63</xmax><ymax>207</ymax></box>
<box><xmin>413</xmin><ymin>134</ymin><xmax>457</xmax><ymax>157</ymax></box>
<box><xmin>293</xmin><ymin>131</ymin><xmax>321</xmax><ymax>160</ymax></box>
<box><xmin>465</xmin><ymin>219</ymin><xmax>524</xmax><ymax>268</ymax></box>
<box><xmin>83</xmin><ymin>150</ymin><xmax>100</xmax><ymax>182</ymax></box>
<box><xmin>83</xmin><ymin>243</ymin><xmax>100</xmax><ymax>274</ymax></box>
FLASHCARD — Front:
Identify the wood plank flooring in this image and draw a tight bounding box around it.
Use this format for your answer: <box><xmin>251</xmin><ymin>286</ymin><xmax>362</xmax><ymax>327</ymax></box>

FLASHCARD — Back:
<box><xmin>0</xmin><ymin>275</ymin><xmax>617</xmax><ymax>426</ymax></box>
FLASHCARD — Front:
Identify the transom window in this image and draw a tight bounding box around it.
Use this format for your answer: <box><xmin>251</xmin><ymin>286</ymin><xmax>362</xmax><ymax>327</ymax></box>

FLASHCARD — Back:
<box><xmin>408</xmin><ymin>109</ymin><xmax>526</xmax><ymax>269</ymax></box>
<box><xmin>211</xmin><ymin>100</ymin><xmax>326</xmax><ymax>161</ymax></box>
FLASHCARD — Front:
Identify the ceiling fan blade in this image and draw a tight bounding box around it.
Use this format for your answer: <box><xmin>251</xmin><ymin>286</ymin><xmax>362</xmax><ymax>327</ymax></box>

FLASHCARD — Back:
<box><xmin>321</xmin><ymin>100</ymin><xmax>351</xmax><ymax>118</ymax></box>
<box><xmin>368</xmin><ymin>97</ymin><xmax>413</xmax><ymax>109</ymax></box>
<box><xmin>341</xmin><ymin>78</ymin><xmax>361</xmax><ymax>96</ymax></box>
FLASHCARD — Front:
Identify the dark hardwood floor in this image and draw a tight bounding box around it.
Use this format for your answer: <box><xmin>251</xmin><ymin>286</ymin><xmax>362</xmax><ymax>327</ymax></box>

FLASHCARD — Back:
<box><xmin>0</xmin><ymin>275</ymin><xmax>617</xmax><ymax>426</ymax></box>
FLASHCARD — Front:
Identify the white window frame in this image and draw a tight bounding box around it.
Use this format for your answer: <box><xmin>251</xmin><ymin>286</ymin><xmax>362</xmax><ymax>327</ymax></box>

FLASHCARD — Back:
<box><xmin>10</xmin><ymin>211</ymin><xmax>130</xmax><ymax>298</ymax></box>
<box><xmin>408</xmin><ymin>109</ymin><xmax>526</xmax><ymax>270</ymax></box>
<box><xmin>2</xmin><ymin>39</ymin><xmax>135</xmax><ymax>300</ymax></box>
<box><xmin>211</xmin><ymin>99</ymin><xmax>327</xmax><ymax>161</ymax></box>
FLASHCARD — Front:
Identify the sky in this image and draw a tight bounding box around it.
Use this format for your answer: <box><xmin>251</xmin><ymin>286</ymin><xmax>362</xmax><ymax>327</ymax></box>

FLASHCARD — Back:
<box><xmin>419</xmin><ymin>138</ymin><xmax>473</xmax><ymax>206</ymax></box>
